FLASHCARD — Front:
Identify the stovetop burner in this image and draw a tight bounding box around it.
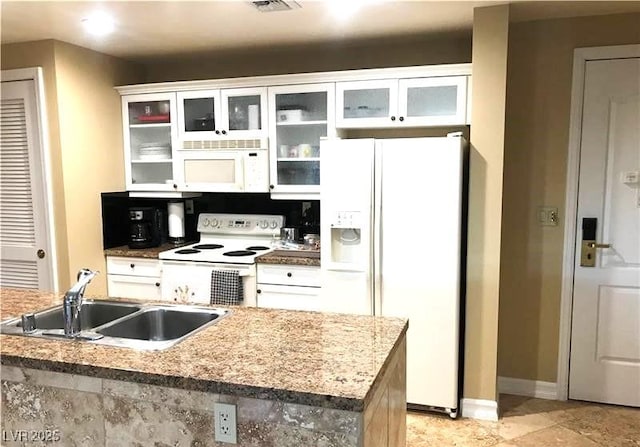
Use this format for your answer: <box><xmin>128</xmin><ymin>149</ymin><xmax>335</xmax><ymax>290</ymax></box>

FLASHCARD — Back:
<box><xmin>246</xmin><ymin>246</ymin><xmax>270</xmax><ymax>251</ymax></box>
<box><xmin>223</xmin><ymin>250</ymin><xmax>257</xmax><ymax>257</ymax></box>
<box><xmin>192</xmin><ymin>244</ymin><xmax>224</xmax><ymax>250</ymax></box>
<box><xmin>175</xmin><ymin>248</ymin><xmax>201</xmax><ymax>254</ymax></box>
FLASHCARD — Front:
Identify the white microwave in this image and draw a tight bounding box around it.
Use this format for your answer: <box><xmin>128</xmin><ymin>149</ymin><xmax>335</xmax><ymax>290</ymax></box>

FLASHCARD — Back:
<box><xmin>175</xmin><ymin>148</ymin><xmax>269</xmax><ymax>192</ymax></box>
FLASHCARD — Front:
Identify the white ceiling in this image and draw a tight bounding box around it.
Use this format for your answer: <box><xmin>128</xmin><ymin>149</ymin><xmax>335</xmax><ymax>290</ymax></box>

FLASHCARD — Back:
<box><xmin>2</xmin><ymin>1</ymin><xmax>640</xmax><ymax>62</ymax></box>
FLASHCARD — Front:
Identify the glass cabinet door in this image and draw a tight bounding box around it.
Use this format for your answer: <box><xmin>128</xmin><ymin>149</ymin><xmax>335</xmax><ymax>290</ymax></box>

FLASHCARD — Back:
<box><xmin>221</xmin><ymin>87</ymin><xmax>267</xmax><ymax>139</ymax></box>
<box><xmin>398</xmin><ymin>76</ymin><xmax>468</xmax><ymax>126</ymax></box>
<box><xmin>124</xmin><ymin>93</ymin><xmax>177</xmax><ymax>190</ymax></box>
<box><xmin>268</xmin><ymin>83</ymin><xmax>335</xmax><ymax>197</ymax></box>
<box><xmin>176</xmin><ymin>90</ymin><xmax>221</xmax><ymax>141</ymax></box>
<box><xmin>336</xmin><ymin>79</ymin><xmax>398</xmax><ymax>128</ymax></box>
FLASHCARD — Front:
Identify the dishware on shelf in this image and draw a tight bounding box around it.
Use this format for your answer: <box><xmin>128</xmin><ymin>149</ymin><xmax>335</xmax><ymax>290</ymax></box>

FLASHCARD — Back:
<box><xmin>279</xmin><ymin>145</ymin><xmax>289</xmax><ymax>157</ymax></box>
<box><xmin>138</xmin><ymin>142</ymin><xmax>171</xmax><ymax>160</ymax></box>
<box><xmin>299</xmin><ymin>144</ymin><xmax>312</xmax><ymax>158</ymax></box>
<box><xmin>288</xmin><ymin>146</ymin><xmax>298</xmax><ymax>158</ymax></box>
<box><xmin>137</xmin><ymin>114</ymin><xmax>170</xmax><ymax>123</ymax></box>
<box><xmin>277</xmin><ymin>106</ymin><xmax>310</xmax><ymax>123</ymax></box>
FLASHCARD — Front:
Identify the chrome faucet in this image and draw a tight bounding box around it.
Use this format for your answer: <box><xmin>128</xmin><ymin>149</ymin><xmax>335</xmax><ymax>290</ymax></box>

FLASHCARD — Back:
<box><xmin>63</xmin><ymin>268</ymin><xmax>98</xmax><ymax>337</ymax></box>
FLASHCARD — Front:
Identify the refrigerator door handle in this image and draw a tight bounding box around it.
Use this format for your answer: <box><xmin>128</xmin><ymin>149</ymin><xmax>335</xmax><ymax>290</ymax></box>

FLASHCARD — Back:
<box><xmin>372</xmin><ymin>143</ymin><xmax>383</xmax><ymax>316</ymax></box>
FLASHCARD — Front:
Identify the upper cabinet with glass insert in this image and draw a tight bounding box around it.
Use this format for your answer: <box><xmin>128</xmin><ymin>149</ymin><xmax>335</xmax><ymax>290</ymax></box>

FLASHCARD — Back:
<box><xmin>176</xmin><ymin>87</ymin><xmax>267</xmax><ymax>143</ymax></box>
<box><xmin>123</xmin><ymin>93</ymin><xmax>178</xmax><ymax>191</ymax></box>
<box><xmin>336</xmin><ymin>76</ymin><xmax>468</xmax><ymax>128</ymax></box>
<box><xmin>268</xmin><ymin>83</ymin><xmax>335</xmax><ymax>199</ymax></box>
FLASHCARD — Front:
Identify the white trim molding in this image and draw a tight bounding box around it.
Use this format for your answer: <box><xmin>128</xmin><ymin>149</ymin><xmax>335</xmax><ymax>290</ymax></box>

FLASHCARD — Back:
<box><xmin>461</xmin><ymin>398</ymin><xmax>498</xmax><ymax>421</ymax></box>
<box><xmin>558</xmin><ymin>44</ymin><xmax>640</xmax><ymax>401</ymax></box>
<box><xmin>498</xmin><ymin>377</ymin><xmax>557</xmax><ymax>400</ymax></box>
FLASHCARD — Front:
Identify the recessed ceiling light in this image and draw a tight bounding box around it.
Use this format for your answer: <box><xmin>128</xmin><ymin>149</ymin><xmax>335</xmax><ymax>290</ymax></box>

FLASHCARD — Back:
<box><xmin>81</xmin><ymin>11</ymin><xmax>115</xmax><ymax>37</ymax></box>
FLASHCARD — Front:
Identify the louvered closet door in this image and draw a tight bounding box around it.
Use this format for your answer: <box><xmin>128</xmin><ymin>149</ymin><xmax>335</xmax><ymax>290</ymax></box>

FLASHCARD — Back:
<box><xmin>0</xmin><ymin>80</ymin><xmax>52</xmax><ymax>290</ymax></box>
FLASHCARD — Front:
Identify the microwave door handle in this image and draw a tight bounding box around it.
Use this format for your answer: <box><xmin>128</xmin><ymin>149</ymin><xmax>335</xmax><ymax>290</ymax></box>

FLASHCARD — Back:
<box><xmin>235</xmin><ymin>155</ymin><xmax>244</xmax><ymax>191</ymax></box>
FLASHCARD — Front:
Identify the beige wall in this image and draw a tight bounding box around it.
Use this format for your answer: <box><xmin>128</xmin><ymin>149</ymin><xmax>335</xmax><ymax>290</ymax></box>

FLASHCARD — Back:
<box><xmin>1</xmin><ymin>40</ymin><xmax>70</xmax><ymax>292</ymax></box>
<box><xmin>1</xmin><ymin>40</ymin><xmax>144</xmax><ymax>294</ymax></box>
<box><xmin>498</xmin><ymin>13</ymin><xmax>640</xmax><ymax>382</ymax></box>
<box><xmin>465</xmin><ymin>5</ymin><xmax>510</xmax><ymax>402</ymax></box>
<box><xmin>52</xmin><ymin>41</ymin><xmax>143</xmax><ymax>294</ymax></box>
<box><xmin>143</xmin><ymin>33</ymin><xmax>471</xmax><ymax>81</ymax></box>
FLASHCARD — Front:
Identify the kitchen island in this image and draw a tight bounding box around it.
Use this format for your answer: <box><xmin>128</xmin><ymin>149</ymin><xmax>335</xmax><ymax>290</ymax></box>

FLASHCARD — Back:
<box><xmin>0</xmin><ymin>288</ymin><xmax>407</xmax><ymax>446</ymax></box>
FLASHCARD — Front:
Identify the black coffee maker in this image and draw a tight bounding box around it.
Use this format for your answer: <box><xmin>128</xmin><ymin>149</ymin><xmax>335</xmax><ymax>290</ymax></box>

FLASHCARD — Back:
<box><xmin>128</xmin><ymin>207</ymin><xmax>163</xmax><ymax>249</ymax></box>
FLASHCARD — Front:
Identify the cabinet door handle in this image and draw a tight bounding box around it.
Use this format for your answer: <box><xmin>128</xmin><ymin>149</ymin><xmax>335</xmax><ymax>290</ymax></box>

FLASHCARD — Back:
<box><xmin>257</xmin><ymin>289</ymin><xmax>262</xmax><ymax>294</ymax></box>
<box><xmin>390</xmin><ymin>116</ymin><xmax>396</xmax><ymax>121</ymax></box>
<box><xmin>221</xmin><ymin>130</ymin><xmax>227</xmax><ymax>135</ymax></box>
<box><xmin>130</xmin><ymin>263</ymin><xmax>135</xmax><ymax>269</ymax></box>
<box><xmin>269</xmin><ymin>185</ymin><xmax>274</xmax><ymax>189</ymax></box>
<box><xmin>215</xmin><ymin>130</ymin><xmax>221</xmax><ymax>135</ymax></box>
<box><xmin>155</xmin><ymin>282</ymin><xmax>160</xmax><ymax>287</ymax></box>
<box><xmin>399</xmin><ymin>116</ymin><xmax>404</xmax><ymax>122</ymax></box>
<box><xmin>287</xmin><ymin>272</ymin><xmax>292</xmax><ymax>277</ymax></box>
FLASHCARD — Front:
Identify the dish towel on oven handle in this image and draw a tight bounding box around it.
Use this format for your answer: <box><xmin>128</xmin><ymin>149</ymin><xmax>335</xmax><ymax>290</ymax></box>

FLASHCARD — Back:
<box><xmin>210</xmin><ymin>269</ymin><xmax>244</xmax><ymax>305</ymax></box>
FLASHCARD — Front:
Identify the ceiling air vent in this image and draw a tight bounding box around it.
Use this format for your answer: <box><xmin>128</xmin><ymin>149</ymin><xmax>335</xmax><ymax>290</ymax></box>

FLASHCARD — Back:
<box><xmin>249</xmin><ymin>0</ymin><xmax>300</xmax><ymax>13</ymax></box>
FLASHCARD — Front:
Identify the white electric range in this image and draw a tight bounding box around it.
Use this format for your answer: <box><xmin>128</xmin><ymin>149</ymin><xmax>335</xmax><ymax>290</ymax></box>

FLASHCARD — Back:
<box><xmin>159</xmin><ymin>213</ymin><xmax>284</xmax><ymax>305</ymax></box>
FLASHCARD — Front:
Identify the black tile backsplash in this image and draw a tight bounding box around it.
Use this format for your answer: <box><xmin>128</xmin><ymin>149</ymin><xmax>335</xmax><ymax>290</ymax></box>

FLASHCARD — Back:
<box><xmin>101</xmin><ymin>192</ymin><xmax>319</xmax><ymax>249</ymax></box>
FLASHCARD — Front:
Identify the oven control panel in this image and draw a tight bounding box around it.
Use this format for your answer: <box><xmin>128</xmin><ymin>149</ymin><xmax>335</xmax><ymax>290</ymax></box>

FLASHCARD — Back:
<box><xmin>197</xmin><ymin>213</ymin><xmax>284</xmax><ymax>235</ymax></box>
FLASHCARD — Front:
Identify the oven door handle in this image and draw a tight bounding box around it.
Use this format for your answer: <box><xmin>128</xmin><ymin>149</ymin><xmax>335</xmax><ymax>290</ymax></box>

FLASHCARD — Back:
<box><xmin>212</xmin><ymin>268</ymin><xmax>252</xmax><ymax>277</ymax></box>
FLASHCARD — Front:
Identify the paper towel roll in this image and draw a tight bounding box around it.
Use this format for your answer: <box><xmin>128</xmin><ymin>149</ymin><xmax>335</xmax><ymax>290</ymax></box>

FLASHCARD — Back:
<box><xmin>248</xmin><ymin>104</ymin><xmax>259</xmax><ymax>130</ymax></box>
<box><xmin>168</xmin><ymin>201</ymin><xmax>185</xmax><ymax>243</ymax></box>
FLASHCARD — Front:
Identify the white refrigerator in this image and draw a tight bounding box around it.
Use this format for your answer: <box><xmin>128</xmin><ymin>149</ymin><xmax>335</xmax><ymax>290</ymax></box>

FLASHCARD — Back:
<box><xmin>320</xmin><ymin>136</ymin><xmax>465</xmax><ymax>417</ymax></box>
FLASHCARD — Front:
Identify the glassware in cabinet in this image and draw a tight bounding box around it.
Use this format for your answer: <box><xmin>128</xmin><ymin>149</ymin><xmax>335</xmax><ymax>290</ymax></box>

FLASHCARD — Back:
<box><xmin>268</xmin><ymin>84</ymin><xmax>335</xmax><ymax>197</ymax></box>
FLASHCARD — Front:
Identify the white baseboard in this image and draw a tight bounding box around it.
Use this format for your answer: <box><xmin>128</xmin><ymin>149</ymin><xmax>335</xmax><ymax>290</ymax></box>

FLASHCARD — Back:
<box><xmin>498</xmin><ymin>376</ymin><xmax>558</xmax><ymax>400</ymax></box>
<box><xmin>461</xmin><ymin>398</ymin><xmax>498</xmax><ymax>421</ymax></box>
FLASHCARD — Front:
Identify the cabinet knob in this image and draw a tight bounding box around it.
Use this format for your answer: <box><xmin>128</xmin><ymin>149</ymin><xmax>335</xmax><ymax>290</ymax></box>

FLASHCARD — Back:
<box><xmin>399</xmin><ymin>116</ymin><xmax>404</xmax><ymax>122</ymax></box>
<box><xmin>215</xmin><ymin>130</ymin><xmax>221</xmax><ymax>135</ymax></box>
<box><xmin>287</xmin><ymin>272</ymin><xmax>292</xmax><ymax>277</ymax></box>
<box><xmin>221</xmin><ymin>130</ymin><xmax>227</xmax><ymax>135</ymax></box>
<box><xmin>257</xmin><ymin>289</ymin><xmax>262</xmax><ymax>294</ymax></box>
<box><xmin>390</xmin><ymin>116</ymin><xmax>396</xmax><ymax>121</ymax></box>
<box><xmin>155</xmin><ymin>282</ymin><xmax>160</xmax><ymax>287</ymax></box>
<box><xmin>269</xmin><ymin>184</ymin><xmax>274</xmax><ymax>189</ymax></box>
<box><xmin>173</xmin><ymin>184</ymin><xmax>177</xmax><ymax>189</ymax></box>
<box><xmin>130</xmin><ymin>263</ymin><xmax>135</xmax><ymax>269</ymax></box>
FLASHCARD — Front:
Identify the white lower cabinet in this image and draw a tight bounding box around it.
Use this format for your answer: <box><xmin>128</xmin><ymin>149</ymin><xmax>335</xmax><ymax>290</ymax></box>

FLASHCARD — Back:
<box><xmin>256</xmin><ymin>264</ymin><xmax>321</xmax><ymax>311</ymax></box>
<box><xmin>106</xmin><ymin>256</ymin><xmax>162</xmax><ymax>300</ymax></box>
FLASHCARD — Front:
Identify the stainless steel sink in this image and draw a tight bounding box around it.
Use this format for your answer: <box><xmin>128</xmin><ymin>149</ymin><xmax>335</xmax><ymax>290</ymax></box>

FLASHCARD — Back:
<box><xmin>13</xmin><ymin>300</ymin><xmax>141</xmax><ymax>331</ymax></box>
<box><xmin>0</xmin><ymin>301</ymin><xmax>230</xmax><ymax>351</ymax></box>
<box><xmin>1</xmin><ymin>300</ymin><xmax>141</xmax><ymax>333</ymax></box>
<box><xmin>94</xmin><ymin>305</ymin><xmax>228</xmax><ymax>350</ymax></box>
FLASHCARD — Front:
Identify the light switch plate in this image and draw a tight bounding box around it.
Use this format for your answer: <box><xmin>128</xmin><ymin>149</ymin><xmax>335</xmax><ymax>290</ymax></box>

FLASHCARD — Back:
<box><xmin>538</xmin><ymin>207</ymin><xmax>559</xmax><ymax>226</ymax></box>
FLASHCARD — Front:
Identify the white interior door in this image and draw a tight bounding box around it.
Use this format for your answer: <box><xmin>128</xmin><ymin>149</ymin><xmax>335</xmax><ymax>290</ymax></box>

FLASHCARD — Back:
<box><xmin>569</xmin><ymin>57</ymin><xmax>640</xmax><ymax>406</ymax></box>
<box><xmin>0</xmin><ymin>78</ymin><xmax>54</xmax><ymax>290</ymax></box>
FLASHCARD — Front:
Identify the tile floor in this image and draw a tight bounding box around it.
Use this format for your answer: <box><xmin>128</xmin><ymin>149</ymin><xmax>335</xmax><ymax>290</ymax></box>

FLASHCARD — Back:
<box><xmin>407</xmin><ymin>394</ymin><xmax>640</xmax><ymax>446</ymax></box>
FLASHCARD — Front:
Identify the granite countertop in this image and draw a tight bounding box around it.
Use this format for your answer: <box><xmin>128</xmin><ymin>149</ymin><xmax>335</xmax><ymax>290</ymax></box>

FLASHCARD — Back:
<box><xmin>0</xmin><ymin>288</ymin><xmax>406</xmax><ymax>412</ymax></box>
<box><xmin>256</xmin><ymin>249</ymin><xmax>321</xmax><ymax>267</ymax></box>
<box><xmin>104</xmin><ymin>242</ymin><xmax>193</xmax><ymax>259</ymax></box>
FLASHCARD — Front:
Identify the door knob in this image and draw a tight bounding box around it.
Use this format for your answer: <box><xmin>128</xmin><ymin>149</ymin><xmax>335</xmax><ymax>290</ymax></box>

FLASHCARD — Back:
<box><xmin>580</xmin><ymin>218</ymin><xmax>611</xmax><ymax>267</ymax></box>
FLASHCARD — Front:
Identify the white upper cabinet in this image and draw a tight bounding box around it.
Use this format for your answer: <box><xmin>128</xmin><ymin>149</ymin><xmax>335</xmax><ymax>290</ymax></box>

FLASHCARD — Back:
<box><xmin>336</xmin><ymin>75</ymin><xmax>468</xmax><ymax>128</ymax></box>
<box><xmin>122</xmin><ymin>92</ymin><xmax>178</xmax><ymax>191</ymax></box>
<box><xmin>176</xmin><ymin>87</ymin><xmax>267</xmax><ymax>143</ymax></box>
<box><xmin>267</xmin><ymin>83</ymin><xmax>336</xmax><ymax>199</ymax></box>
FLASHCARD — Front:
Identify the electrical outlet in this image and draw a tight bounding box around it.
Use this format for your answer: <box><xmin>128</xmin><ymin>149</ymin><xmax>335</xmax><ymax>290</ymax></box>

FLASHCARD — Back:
<box><xmin>214</xmin><ymin>402</ymin><xmax>237</xmax><ymax>444</ymax></box>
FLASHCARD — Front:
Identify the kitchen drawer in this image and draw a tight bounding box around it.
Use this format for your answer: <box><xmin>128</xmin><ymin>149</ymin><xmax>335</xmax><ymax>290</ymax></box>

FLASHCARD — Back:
<box><xmin>257</xmin><ymin>264</ymin><xmax>321</xmax><ymax>287</ymax></box>
<box><xmin>256</xmin><ymin>284</ymin><xmax>321</xmax><ymax>312</ymax></box>
<box><xmin>106</xmin><ymin>256</ymin><xmax>161</xmax><ymax>277</ymax></box>
<box><xmin>107</xmin><ymin>274</ymin><xmax>162</xmax><ymax>301</ymax></box>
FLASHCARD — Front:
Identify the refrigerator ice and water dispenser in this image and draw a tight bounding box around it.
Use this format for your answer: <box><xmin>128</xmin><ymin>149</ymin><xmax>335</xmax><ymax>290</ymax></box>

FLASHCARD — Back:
<box><xmin>329</xmin><ymin>211</ymin><xmax>363</xmax><ymax>264</ymax></box>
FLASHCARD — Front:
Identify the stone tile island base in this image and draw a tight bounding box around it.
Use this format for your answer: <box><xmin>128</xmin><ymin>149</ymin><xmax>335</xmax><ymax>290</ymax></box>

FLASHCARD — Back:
<box><xmin>1</xmin><ymin>340</ymin><xmax>406</xmax><ymax>447</ymax></box>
